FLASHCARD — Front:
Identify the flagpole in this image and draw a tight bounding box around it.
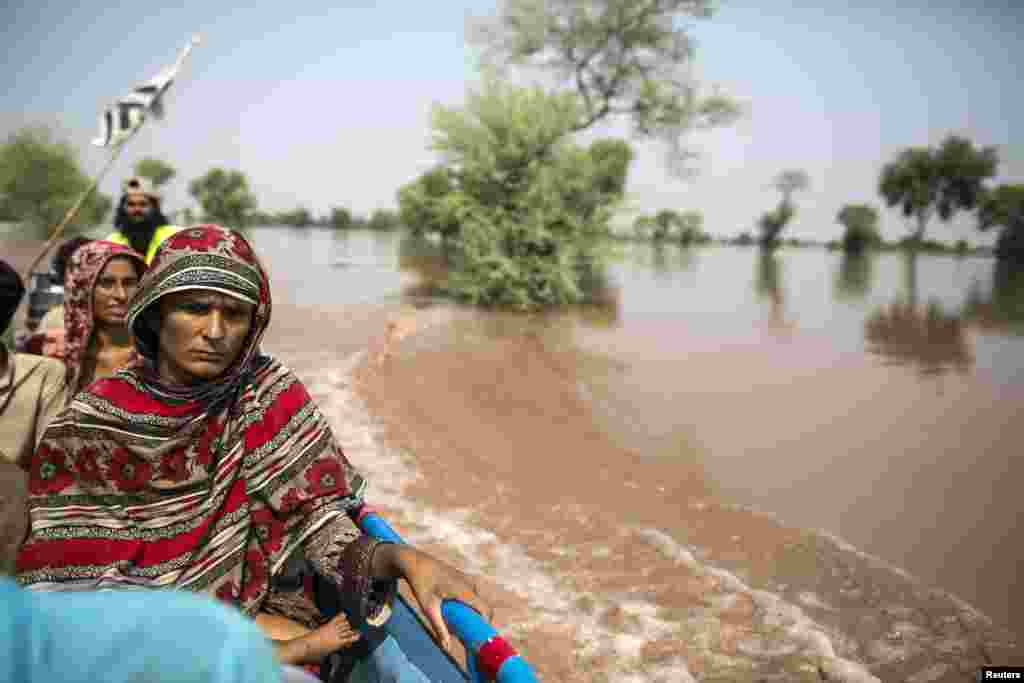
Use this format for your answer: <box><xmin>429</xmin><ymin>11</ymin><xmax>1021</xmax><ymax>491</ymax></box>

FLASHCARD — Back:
<box><xmin>21</xmin><ymin>134</ymin><xmax>134</xmax><ymax>282</ymax></box>
<box><xmin>20</xmin><ymin>35</ymin><xmax>201</xmax><ymax>283</ymax></box>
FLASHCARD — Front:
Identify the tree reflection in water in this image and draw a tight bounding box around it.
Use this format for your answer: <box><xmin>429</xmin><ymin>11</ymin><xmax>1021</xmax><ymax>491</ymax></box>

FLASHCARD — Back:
<box><xmin>397</xmin><ymin>232</ymin><xmax>455</xmax><ymax>301</ymax></box>
<box><xmin>963</xmin><ymin>260</ymin><xmax>1024</xmax><ymax>335</ymax></box>
<box><xmin>864</xmin><ymin>252</ymin><xmax>973</xmax><ymax>376</ymax></box>
<box><xmin>834</xmin><ymin>251</ymin><xmax>874</xmax><ymax>302</ymax></box>
<box><xmin>575</xmin><ymin>256</ymin><xmax>621</xmax><ymax>329</ymax></box>
<box><xmin>649</xmin><ymin>242</ymin><xmax>698</xmax><ymax>282</ymax></box>
<box><xmin>754</xmin><ymin>250</ymin><xmax>793</xmax><ymax>333</ymax></box>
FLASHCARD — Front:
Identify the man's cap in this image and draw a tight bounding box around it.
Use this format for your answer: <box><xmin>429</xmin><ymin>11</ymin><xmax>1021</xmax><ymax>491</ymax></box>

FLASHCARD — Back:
<box><xmin>121</xmin><ymin>176</ymin><xmax>161</xmax><ymax>201</ymax></box>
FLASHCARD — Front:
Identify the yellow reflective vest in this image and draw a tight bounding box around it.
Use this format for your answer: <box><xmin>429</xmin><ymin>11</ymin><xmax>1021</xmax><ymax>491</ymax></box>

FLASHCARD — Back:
<box><xmin>105</xmin><ymin>225</ymin><xmax>184</xmax><ymax>265</ymax></box>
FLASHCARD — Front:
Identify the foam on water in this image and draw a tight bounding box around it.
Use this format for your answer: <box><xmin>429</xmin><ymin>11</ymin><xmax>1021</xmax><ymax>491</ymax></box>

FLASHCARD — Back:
<box><xmin>720</xmin><ymin>500</ymin><xmax>997</xmax><ymax>631</ymax></box>
<box><xmin>294</xmin><ymin>349</ymin><xmax>1005</xmax><ymax>681</ymax></box>
<box><xmin>636</xmin><ymin>528</ymin><xmax>882</xmax><ymax>682</ymax></box>
<box><xmin>297</xmin><ymin>351</ymin><xmax>697</xmax><ymax>680</ymax></box>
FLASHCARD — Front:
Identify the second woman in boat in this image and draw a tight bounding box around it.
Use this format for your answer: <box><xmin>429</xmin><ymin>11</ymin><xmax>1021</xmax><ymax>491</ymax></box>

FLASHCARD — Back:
<box><xmin>62</xmin><ymin>240</ymin><xmax>146</xmax><ymax>401</ymax></box>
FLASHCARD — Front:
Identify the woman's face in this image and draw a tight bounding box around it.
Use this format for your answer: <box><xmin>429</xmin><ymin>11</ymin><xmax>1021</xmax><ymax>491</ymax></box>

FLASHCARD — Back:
<box><xmin>93</xmin><ymin>257</ymin><xmax>141</xmax><ymax>327</ymax></box>
<box><xmin>155</xmin><ymin>290</ymin><xmax>255</xmax><ymax>385</ymax></box>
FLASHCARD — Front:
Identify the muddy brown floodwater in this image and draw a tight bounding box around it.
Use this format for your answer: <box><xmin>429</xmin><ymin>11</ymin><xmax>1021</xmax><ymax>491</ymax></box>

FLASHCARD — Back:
<box><xmin>3</xmin><ymin>228</ymin><xmax>1022</xmax><ymax>682</ymax></box>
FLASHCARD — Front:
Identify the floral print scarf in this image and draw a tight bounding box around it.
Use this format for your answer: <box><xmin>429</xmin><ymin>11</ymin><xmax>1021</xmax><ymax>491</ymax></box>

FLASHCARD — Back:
<box><xmin>62</xmin><ymin>241</ymin><xmax>146</xmax><ymax>400</ymax></box>
<box><xmin>17</xmin><ymin>226</ymin><xmax>367</xmax><ymax>617</ymax></box>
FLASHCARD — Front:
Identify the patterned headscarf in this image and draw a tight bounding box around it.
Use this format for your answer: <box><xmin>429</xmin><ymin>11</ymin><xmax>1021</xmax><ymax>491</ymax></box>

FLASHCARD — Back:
<box><xmin>126</xmin><ymin>224</ymin><xmax>271</xmax><ymax>412</ymax></box>
<box><xmin>63</xmin><ymin>241</ymin><xmax>146</xmax><ymax>398</ymax></box>
<box><xmin>16</xmin><ymin>226</ymin><xmax>367</xmax><ymax>616</ymax></box>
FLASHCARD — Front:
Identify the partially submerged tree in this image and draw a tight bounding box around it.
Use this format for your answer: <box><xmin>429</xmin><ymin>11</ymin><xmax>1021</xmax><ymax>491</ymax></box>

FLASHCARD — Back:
<box><xmin>837</xmin><ymin>203</ymin><xmax>881</xmax><ymax>254</ymax></box>
<box><xmin>0</xmin><ymin>125</ymin><xmax>112</xmax><ymax>234</ymax></box>
<box><xmin>468</xmin><ymin>0</ymin><xmax>742</xmax><ymax>176</ymax></box>
<box><xmin>397</xmin><ymin>167</ymin><xmax>461</xmax><ymax>239</ymax></box>
<box><xmin>652</xmin><ymin>209</ymin><xmax>682</xmax><ymax>241</ymax></box>
<box><xmin>417</xmin><ymin>78</ymin><xmax>629</xmax><ymax>308</ymax></box>
<box><xmin>758</xmin><ymin>170</ymin><xmax>808</xmax><ymax>248</ymax></box>
<box><xmin>633</xmin><ymin>214</ymin><xmax>655</xmax><ymax>240</ymax></box>
<box><xmin>275</xmin><ymin>207</ymin><xmax>313</xmax><ymax>227</ymax></box>
<box><xmin>878</xmin><ymin>134</ymin><xmax>998</xmax><ymax>242</ymax></box>
<box><xmin>367</xmin><ymin>209</ymin><xmax>401</xmax><ymax>231</ymax></box>
<box><xmin>636</xmin><ymin>208</ymin><xmax>706</xmax><ymax>243</ymax></box>
<box><xmin>329</xmin><ymin>206</ymin><xmax>353</xmax><ymax>230</ymax></box>
<box><xmin>977</xmin><ymin>184</ymin><xmax>1024</xmax><ymax>262</ymax></box>
<box><xmin>133</xmin><ymin>157</ymin><xmax>177</xmax><ymax>188</ymax></box>
<box><xmin>188</xmin><ymin>168</ymin><xmax>257</xmax><ymax>227</ymax></box>
<box><xmin>677</xmin><ymin>210</ymin><xmax>706</xmax><ymax>244</ymax></box>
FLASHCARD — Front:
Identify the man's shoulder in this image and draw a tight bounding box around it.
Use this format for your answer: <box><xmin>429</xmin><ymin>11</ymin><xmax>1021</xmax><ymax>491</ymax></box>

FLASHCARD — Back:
<box><xmin>12</xmin><ymin>353</ymin><xmax>67</xmax><ymax>385</ymax></box>
<box><xmin>40</xmin><ymin>305</ymin><xmax>65</xmax><ymax>330</ymax></box>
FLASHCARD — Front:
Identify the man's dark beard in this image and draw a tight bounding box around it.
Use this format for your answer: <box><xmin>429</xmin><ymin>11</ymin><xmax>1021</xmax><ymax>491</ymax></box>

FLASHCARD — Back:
<box><xmin>114</xmin><ymin>205</ymin><xmax>169</xmax><ymax>256</ymax></box>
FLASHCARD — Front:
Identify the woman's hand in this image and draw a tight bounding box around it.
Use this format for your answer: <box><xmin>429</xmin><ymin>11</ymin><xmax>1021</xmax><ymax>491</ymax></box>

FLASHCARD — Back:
<box><xmin>379</xmin><ymin>545</ymin><xmax>492</xmax><ymax>652</ymax></box>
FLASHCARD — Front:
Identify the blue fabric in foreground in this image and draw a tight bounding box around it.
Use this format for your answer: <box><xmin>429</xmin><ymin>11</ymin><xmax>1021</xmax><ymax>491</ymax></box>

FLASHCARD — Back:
<box><xmin>0</xmin><ymin>577</ymin><xmax>282</xmax><ymax>683</ymax></box>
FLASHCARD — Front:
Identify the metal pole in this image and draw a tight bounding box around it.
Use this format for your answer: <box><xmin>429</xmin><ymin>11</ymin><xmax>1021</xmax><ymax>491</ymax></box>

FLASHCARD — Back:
<box><xmin>19</xmin><ymin>34</ymin><xmax>201</xmax><ymax>283</ymax></box>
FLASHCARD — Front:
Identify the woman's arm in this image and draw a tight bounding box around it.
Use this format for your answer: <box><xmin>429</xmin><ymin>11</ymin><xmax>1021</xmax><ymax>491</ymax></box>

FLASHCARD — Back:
<box><xmin>369</xmin><ymin>543</ymin><xmax>492</xmax><ymax>653</ymax></box>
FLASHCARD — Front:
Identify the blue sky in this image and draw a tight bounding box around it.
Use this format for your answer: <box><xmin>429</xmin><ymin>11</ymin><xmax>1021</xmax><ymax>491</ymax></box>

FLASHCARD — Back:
<box><xmin>2</xmin><ymin>0</ymin><xmax>1022</xmax><ymax>243</ymax></box>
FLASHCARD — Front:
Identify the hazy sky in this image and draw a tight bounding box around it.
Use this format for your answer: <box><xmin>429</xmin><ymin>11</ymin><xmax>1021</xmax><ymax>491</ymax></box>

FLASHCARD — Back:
<box><xmin>2</xmin><ymin>0</ymin><xmax>1022</xmax><ymax>242</ymax></box>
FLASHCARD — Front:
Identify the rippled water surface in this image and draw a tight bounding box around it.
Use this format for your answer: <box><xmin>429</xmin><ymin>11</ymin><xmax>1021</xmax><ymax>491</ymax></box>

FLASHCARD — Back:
<box><xmin>241</xmin><ymin>227</ymin><xmax>1024</xmax><ymax>650</ymax></box>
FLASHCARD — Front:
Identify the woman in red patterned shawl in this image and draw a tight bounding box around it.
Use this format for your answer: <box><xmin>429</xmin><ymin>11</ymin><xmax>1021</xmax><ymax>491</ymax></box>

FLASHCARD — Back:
<box><xmin>16</xmin><ymin>225</ymin><xmax>488</xmax><ymax>677</ymax></box>
<box><xmin>61</xmin><ymin>240</ymin><xmax>146</xmax><ymax>401</ymax></box>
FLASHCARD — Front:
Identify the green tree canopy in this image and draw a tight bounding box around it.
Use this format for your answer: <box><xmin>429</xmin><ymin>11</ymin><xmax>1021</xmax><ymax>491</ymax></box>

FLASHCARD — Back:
<box><xmin>977</xmin><ymin>184</ymin><xmax>1024</xmax><ymax>261</ymax></box>
<box><xmin>758</xmin><ymin>201</ymin><xmax>795</xmax><ymax>248</ymax></box>
<box><xmin>758</xmin><ymin>169</ymin><xmax>809</xmax><ymax>248</ymax></box>
<box><xmin>635</xmin><ymin>208</ymin><xmax>706</xmax><ymax>244</ymax></box>
<box><xmin>878</xmin><ymin>134</ymin><xmax>998</xmax><ymax>242</ymax></box>
<box><xmin>633</xmin><ymin>214</ymin><xmax>655</xmax><ymax>241</ymax></box>
<box><xmin>837</xmin><ymin>203</ymin><xmax>881</xmax><ymax>254</ymax></box>
<box><xmin>187</xmin><ymin>168</ymin><xmax>257</xmax><ymax>228</ymax></box>
<box><xmin>329</xmin><ymin>206</ymin><xmax>353</xmax><ymax>230</ymax></box>
<box><xmin>398</xmin><ymin>167</ymin><xmax>462</xmax><ymax>239</ymax></box>
<box><xmin>588</xmin><ymin>139</ymin><xmax>634</xmax><ymax>199</ymax></box>
<box><xmin>469</xmin><ymin>0</ymin><xmax>742</xmax><ymax>176</ymax></box>
<box><xmin>275</xmin><ymin>207</ymin><xmax>313</xmax><ymax>227</ymax></box>
<box><xmin>419</xmin><ymin>77</ymin><xmax>626</xmax><ymax>308</ymax></box>
<box><xmin>0</xmin><ymin>125</ymin><xmax>112</xmax><ymax>234</ymax></box>
<box><xmin>133</xmin><ymin>157</ymin><xmax>177</xmax><ymax>188</ymax></box>
<box><xmin>367</xmin><ymin>209</ymin><xmax>401</xmax><ymax>231</ymax></box>
<box><xmin>677</xmin><ymin>210</ymin><xmax>706</xmax><ymax>245</ymax></box>
<box><xmin>652</xmin><ymin>209</ymin><xmax>682</xmax><ymax>241</ymax></box>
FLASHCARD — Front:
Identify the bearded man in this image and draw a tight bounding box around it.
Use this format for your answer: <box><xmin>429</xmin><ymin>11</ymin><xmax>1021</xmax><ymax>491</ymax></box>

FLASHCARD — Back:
<box><xmin>106</xmin><ymin>176</ymin><xmax>183</xmax><ymax>264</ymax></box>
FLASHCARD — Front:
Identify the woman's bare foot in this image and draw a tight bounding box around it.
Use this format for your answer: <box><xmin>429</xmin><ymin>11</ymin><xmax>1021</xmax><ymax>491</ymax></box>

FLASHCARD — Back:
<box><xmin>255</xmin><ymin>612</ymin><xmax>313</xmax><ymax>641</ymax></box>
<box><xmin>270</xmin><ymin>613</ymin><xmax>362</xmax><ymax>665</ymax></box>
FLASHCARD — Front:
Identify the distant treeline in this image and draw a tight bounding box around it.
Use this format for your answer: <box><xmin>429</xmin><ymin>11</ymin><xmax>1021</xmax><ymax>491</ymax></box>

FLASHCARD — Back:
<box><xmin>244</xmin><ymin>206</ymin><xmax>401</xmax><ymax>231</ymax></box>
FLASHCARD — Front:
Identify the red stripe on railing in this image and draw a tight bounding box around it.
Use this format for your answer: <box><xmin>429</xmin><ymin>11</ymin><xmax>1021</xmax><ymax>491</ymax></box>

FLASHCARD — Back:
<box><xmin>354</xmin><ymin>504</ymin><xmax>381</xmax><ymax>525</ymax></box>
<box><xmin>477</xmin><ymin>636</ymin><xmax>518</xmax><ymax>681</ymax></box>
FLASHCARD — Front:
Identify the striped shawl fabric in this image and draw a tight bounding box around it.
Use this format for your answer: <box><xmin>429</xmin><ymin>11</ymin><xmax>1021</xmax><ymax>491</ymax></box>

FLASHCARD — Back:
<box><xmin>16</xmin><ymin>226</ymin><xmax>368</xmax><ymax>618</ymax></box>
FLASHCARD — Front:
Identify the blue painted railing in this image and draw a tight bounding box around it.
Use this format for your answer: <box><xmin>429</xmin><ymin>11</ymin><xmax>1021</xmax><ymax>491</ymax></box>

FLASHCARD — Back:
<box><xmin>357</xmin><ymin>511</ymin><xmax>541</xmax><ymax>683</ymax></box>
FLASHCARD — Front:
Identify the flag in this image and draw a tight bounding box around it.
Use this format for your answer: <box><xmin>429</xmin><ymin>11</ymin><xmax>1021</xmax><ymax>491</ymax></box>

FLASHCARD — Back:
<box><xmin>92</xmin><ymin>36</ymin><xmax>199</xmax><ymax>148</ymax></box>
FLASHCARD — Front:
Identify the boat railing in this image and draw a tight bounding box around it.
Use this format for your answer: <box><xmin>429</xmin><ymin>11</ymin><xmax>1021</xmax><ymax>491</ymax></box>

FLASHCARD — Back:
<box><xmin>357</xmin><ymin>510</ymin><xmax>541</xmax><ymax>683</ymax></box>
